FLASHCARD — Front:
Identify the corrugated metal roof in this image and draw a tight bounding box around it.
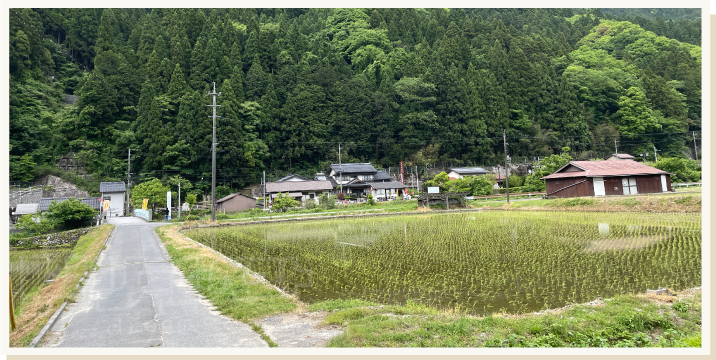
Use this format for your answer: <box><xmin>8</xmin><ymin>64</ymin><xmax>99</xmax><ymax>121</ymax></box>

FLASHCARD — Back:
<box><xmin>217</xmin><ymin>193</ymin><xmax>254</xmax><ymax>203</ymax></box>
<box><xmin>266</xmin><ymin>180</ymin><xmax>333</xmax><ymax>193</ymax></box>
<box><xmin>368</xmin><ymin>181</ymin><xmax>407</xmax><ymax>189</ymax></box>
<box><xmin>100</xmin><ymin>182</ymin><xmax>126</xmax><ymax>193</ymax></box>
<box><xmin>329</xmin><ymin>163</ymin><xmax>377</xmax><ymax>174</ymax></box>
<box><xmin>275</xmin><ymin>174</ymin><xmax>309</xmax><ymax>182</ymax></box>
<box><xmin>39</xmin><ymin>197</ymin><xmax>102</xmax><ymax>211</ymax></box>
<box><xmin>450</xmin><ymin>167</ymin><xmax>488</xmax><ymax>175</ymax></box>
<box><xmin>542</xmin><ymin>160</ymin><xmax>668</xmax><ymax>180</ymax></box>
<box><xmin>14</xmin><ymin>203</ymin><xmax>39</xmax><ymax>215</ymax></box>
<box><xmin>611</xmin><ymin>153</ymin><xmax>635</xmax><ymax>159</ymax></box>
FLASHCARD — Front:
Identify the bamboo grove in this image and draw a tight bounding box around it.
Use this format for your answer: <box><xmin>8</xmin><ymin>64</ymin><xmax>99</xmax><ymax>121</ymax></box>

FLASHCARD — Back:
<box><xmin>184</xmin><ymin>211</ymin><xmax>701</xmax><ymax>314</ymax></box>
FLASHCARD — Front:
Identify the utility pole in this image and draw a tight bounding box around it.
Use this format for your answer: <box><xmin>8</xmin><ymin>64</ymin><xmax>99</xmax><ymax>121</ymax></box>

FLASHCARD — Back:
<box><xmin>338</xmin><ymin>143</ymin><xmax>342</xmax><ymax>195</ymax></box>
<box><xmin>614</xmin><ymin>139</ymin><xmax>619</xmax><ymax>155</ymax></box>
<box><xmin>126</xmin><ymin>148</ymin><xmax>131</xmax><ymax>216</ymax></box>
<box><xmin>263</xmin><ymin>171</ymin><xmax>266</xmax><ymax>210</ymax></box>
<box><xmin>693</xmin><ymin>131</ymin><xmax>699</xmax><ymax>166</ymax></box>
<box><xmin>416</xmin><ymin>166</ymin><xmax>419</xmax><ymax>194</ymax></box>
<box><xmin>653</xmin><ymin>145</ymin><xmax>660</xmax><ymax>162</ymax></box>
<box><xmin>503</xmin><ymin>129</ymin><xmax>510</xmax><ymax>204</ymax></box>
<box><xmin>178</xmin><ymin>181</ymin><xmax>181</xmax><ymax>220</ymax></box>
<box><xmin>207</xmin><ymin>82</ymin><xmax>221</xmax><ymax>222</ymax></box>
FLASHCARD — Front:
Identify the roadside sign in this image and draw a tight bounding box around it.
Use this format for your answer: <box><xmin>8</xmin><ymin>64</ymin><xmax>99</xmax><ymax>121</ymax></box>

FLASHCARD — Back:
<box><xmin>428</xmin><ymin>187</ymin><xmax>440</xmax><ymax>194</ymax></box>
<box><xmin>103</xmin><ymin>200</ymin><xmax>110</xmax><ymax>211</ymax></box>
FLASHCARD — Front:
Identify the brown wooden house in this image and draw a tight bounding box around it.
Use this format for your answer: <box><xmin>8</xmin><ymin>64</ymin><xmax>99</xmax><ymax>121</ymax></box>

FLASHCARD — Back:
<box><xmin>541</xmin><ymin>160</ymin><xmax>672</xmax><ymax>198</ymax></box>
<box><xmin>216</xmin><ymin>193</ymin><xmax>257</xmax><ymax>212</ymax></box>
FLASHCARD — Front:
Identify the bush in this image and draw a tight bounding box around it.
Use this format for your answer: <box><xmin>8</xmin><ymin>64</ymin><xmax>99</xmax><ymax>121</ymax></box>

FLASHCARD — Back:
<box><xmin>337</xmin><ymin>193</ymin><xmax>344</xmax><ymax>200</ymax></box>
<box><xmin>273</xmin><ymin>192</ymin><xmax>299</xmax><ymax>213</ymax></box>
<box><xmin>653</xmin><ymin>158</ymin><xmax>701</xmax><ymax>183</ymax></box>
<box><xmin>46</xmin><ymin>198</ymin><xmax>98</xmax><ymax>229</ymax></box>
<box><xmin>367</xmin><ymin>194</ymin><xmax>375</xmax><ymax>205</ymax></box>
<box><xmin>15</xmin><ymin>213</ymin><xmax>54</xmax><ymax>236</ymax></box>
<box><xmin>319</xmin><ymin>193</ymin><xmax>336</xmax><ymax>210</ymax></box>
<box><xmin>306</xmin><ymin>200</ymin><xmax>318</xmax><ymax>210</ymax></box>
<box><xmin>185</xmin><ymin>215</ymin><xmax>200</xmax><ymax>221</ymax></box>
<box><xmin>216</xmin><ymin>213</ymin><xmax>230</xmax><ymax>220</ymax></box>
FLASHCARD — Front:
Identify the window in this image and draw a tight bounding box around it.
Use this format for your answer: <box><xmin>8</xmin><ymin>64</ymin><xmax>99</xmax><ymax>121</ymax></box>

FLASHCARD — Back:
<box><xmin>104</xmin><ymin>196</ymin><xmax>112</xmax><ymax>201</ymax></box>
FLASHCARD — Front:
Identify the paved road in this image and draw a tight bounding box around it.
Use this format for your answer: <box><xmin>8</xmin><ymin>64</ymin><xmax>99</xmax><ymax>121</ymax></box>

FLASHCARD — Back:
<box><xmin>42</xmin><ymin>217</ymin><xmax>267</xmax><ymax>348</ymax></box>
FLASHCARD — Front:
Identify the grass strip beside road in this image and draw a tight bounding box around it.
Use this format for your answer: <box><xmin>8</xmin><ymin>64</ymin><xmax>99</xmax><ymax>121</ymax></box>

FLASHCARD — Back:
<box><xmin>9</xmin><ymin>225</ymin><xmax>113</xmax><ymax>347</ymax></box>
<box><xmin>322</xmin><ymin>289</ymin><xmax>701</xmax><ymax>348</ymax></box>
<box><xmin>155</xmin><ymin>225</ymin><xmax>297</xmax><ymax>345</ymax></box>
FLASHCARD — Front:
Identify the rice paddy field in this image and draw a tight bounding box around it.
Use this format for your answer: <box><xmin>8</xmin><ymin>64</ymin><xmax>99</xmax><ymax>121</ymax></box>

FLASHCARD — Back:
<box><xmin>10</xmin><ymin>247</ymin><xmax>74</xmax><ymax>306</ymax></box>
<box><xmin>183</xmin><ymin>211</ymin><xmax>701</xmax><ymax>314</ymax></box>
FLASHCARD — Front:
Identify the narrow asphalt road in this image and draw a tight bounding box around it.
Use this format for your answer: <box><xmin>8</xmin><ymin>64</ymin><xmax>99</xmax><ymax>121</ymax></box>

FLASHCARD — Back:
<box><xmin>42</xmin><ymin>217</ymin><xmax>268</xmax><ymax>348</ymax></box>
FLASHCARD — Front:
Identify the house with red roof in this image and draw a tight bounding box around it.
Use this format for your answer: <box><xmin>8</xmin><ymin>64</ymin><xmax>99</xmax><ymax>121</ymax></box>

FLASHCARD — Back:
<box><xmin>541</xmin><ymin>160</ymin><xmax>672</xmax><ymax>198</ymax></box>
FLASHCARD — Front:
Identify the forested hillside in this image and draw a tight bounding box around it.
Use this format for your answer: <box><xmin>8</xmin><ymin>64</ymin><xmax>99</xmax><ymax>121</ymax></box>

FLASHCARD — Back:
<box><xmin>9</xmin><ymin>8</ymin><xmax>701</xmax><ymax>194</ymax></box>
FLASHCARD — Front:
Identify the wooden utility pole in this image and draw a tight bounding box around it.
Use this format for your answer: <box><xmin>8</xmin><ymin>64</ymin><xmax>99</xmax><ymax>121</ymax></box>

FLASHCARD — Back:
<box><xmin>503</xmin><ymin>129</ymin><xmax>510</xmax><ymax>204</ymax></box>
<box><xmin>126</xmin><ymin>148</ymin><xmax>131</xmax><ymax>216</ymax></box>
<box><xmin>693</xmin><ymin>131</ymin><xmax>699</xmax><ymax>166</ymax></box>
<box><xmin>207</xmin><ymin>82</ymin><xmax>221</xmax><ymax>222</ymax></box>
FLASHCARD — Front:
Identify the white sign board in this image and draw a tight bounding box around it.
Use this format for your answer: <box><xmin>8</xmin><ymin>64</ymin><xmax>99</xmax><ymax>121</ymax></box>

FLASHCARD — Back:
<box><xmin>167</xmin><ymin>191</ymin><xmax>171</xmax><ymax>220</ymax></box>
<box><xmin>428</xmin><ymin>187</ymin><xmax>440</xmax><ymax>194</ymax></box>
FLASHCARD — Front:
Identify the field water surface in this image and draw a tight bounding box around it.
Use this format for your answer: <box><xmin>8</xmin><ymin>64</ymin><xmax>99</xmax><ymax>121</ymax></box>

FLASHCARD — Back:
<box><xmin>184</xmin><ymin>211</ymin><xmax>700</xmax><ymax>314</ymax></box>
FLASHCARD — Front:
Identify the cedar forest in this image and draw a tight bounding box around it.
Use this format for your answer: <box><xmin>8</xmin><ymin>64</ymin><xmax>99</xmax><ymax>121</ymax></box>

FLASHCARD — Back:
<box><xmin>9</xmin><ymin>8</ymin><xmax>702</xmax><ymax>197</ymax></box>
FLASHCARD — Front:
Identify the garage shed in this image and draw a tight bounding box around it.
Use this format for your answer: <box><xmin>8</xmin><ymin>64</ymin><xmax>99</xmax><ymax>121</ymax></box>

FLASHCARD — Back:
<box><xmin>542</xmin><ymin>160</ymin><xmax>672</xmax><ymax>198</ymax></box>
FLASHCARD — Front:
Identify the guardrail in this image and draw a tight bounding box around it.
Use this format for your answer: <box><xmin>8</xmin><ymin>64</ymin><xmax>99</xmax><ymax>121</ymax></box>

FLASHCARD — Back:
<box><xmin>134</xmin><ymin>209</ymin><xmax>150</xmax><ymax>221</ymax></box>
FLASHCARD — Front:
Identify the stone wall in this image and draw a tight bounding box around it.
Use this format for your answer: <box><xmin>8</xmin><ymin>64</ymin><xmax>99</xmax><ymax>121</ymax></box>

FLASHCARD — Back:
<box><xmin>11</xmin><ymin>227</ymin><xmax>94</xmax><ymax>247</ymax></box>
<box><xmin>42</xmin><ymin>175</ymin><xmax>90</xmax><ymax>198</ymax></box>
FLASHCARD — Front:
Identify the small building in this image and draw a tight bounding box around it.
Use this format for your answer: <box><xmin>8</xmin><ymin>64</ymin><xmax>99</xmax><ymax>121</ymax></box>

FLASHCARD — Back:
<box><xmin>368</xmin><ymin>181</ymin><xmax>406</xmax><ymax>200</ymax></box>
<box><xmin>11</xmin><ymin>203</ymin><xmax>39</xmax><ymax>223</ymax></box>
<box><xmin>542</xmin><ymin>160</ymin><xmax>672</xmax><ymax>198</ymax></box>
<box><xmin>265</xmin><ymin>180</ymin><xmax>334</xmax><ymax>205</ymax></box>
<box><xmin>216</xmin><ymin>193</ymin><xmax>256</xmax><ymax>212</ymax></box>
<box><xmin>448</xmin><ymin>167</ymin><xmax>489</xmax><ymax>180</ymax></box>
<box><xmin>99</xmin><ymin>182</ymin><xmax>127</xmax><ymax>216</ymax></box>
<box><xmin>606</xmin><ymin>153</ymin><xmax>635</xmax><ymax>161</ymax></box>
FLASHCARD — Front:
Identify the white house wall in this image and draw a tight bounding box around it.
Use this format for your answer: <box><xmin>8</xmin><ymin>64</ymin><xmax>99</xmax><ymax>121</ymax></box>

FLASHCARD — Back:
<box><xmin>103</xmin><ymin>191</ymin><xmax>125</xmax><ymax>216</ymax></box>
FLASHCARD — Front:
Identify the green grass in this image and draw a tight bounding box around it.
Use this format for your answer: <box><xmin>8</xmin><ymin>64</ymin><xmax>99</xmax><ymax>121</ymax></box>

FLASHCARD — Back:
<box><xmin>10</xmin><ymin>225</ymin><xmax>113</xmax><ymax>347</ymax></box>
<box><xmin>155</xmin><ymin>226</ymin><xmax>296</xmax><ymax>322</ymax></box>
<box><xmin>325</xmin><ymin>291</ymin><xmax>702</xmax><ymax>347</ymax></box>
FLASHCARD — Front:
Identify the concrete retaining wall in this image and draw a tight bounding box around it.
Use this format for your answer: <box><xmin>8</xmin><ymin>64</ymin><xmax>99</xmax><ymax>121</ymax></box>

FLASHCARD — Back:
<box><xmin>134</xmin><ymin>209</ymin><xmax>150</xmax><ymax>221</ymax></box>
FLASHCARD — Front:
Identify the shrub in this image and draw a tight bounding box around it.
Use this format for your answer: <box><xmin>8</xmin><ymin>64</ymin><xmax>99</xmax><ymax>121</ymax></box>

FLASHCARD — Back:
<box><xmin>273</xmin><ymin>192</ymin><xmax>299</xmax><ymax>213</ymax></box>
<box><xmin>653</xmin><ymin>157</ymin><xmax>701</xmax><ymax>183</ymax></box>
<box><xmin>186</xmin><ymin>215</ymin><xmax>200</xmax><ymax>221</ymax></box>
<box><xmin>367</xmin><ymin>194</ymin><xmax>375</xmax><ymax>205</ymax></box>
<box><xmin>15</xmin><ymin>213</ymin><xmax>54</xmax><ymax>236</ymax></box>
<box><xmin>46</xmin><ymin>198</ymin><xmax>98</xmax><ymax>229</ymax></box>
<box><xmin>216</xmin><ymin>213</ymin><xmax>230</xmax><ymax>220</ymax></box>
<box><xmin>319</xmin><ymin>193</ymin><xmax>336</xmax><ymax>210</ymax></box>
<box><xmin>337</xmin><ymin>193</ymin><xmax>344</xmax><ymax>200</ymax></box>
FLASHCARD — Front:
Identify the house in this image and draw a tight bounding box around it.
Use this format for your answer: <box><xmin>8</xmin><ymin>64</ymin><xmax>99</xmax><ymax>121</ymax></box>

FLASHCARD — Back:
<box><xmin>11</xmin><ymin>203</ymin><xmax>39</xmax><ymax>223</ymax></box>
<box><xmin>448</xmin><ymin>167</ymin><xmax>489</xmax><ymax>180</ymax></box>
<box><xmin>99</xmin><ymin>182</ymin><xmax>126</xmax><ymax>216</ymax></box>
<box><xmin>38</xmin><ymin>198</ymin><xmax>102</xmax><ymax>212</ymax></box>
<box><xmin>216</xmin><ymin>193</ymin><xmax>256</xmax><ymax>212</ymax></box>
<box><xmin>328</xmin><ymin>163</ymin><xmax>379</xmax><ymax>196</ymax></box>
<box><xmin>541</xmin><ymin>160</ymin><xmax>672</xmax><ymax>198</ymax></box>
<box><xmin>265</xmin><ymin>180</ymin><xmax>334</xmax><ymax>205</ymax></box>
<box><xmin>606</xmin><ymin>153</ymin><xmax>635</xmax><ymax>161</ymax></box>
